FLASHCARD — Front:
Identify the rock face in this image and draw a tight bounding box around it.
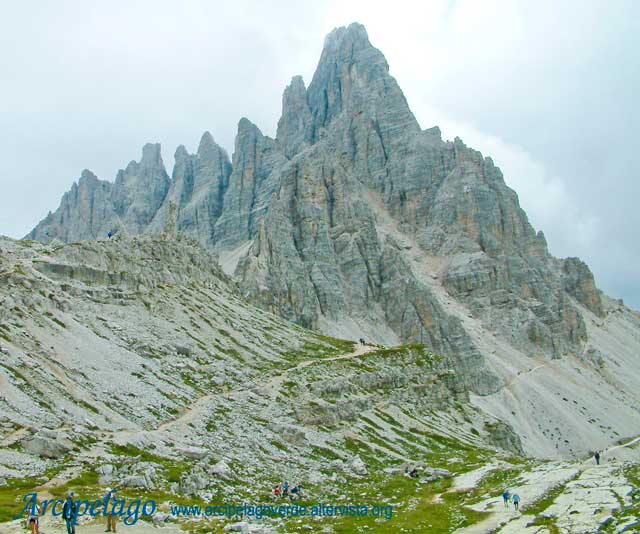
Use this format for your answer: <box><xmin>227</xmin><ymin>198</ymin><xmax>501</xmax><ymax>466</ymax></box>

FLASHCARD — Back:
<box><xmin>27</xmin><ymin>144</ymin><xmax>170</xmax><ymax>241</ymax></box>
<box><xmin>145</xmin><ymin>132</ymin><xmax>232</xmax><ymax>247</ymax></box>
<box><xmin>22</xmin><ymin>430</ymin><xmax>72</xmax><ymax>459</ymax></box>
<box><xmin>25</xmin><ymin>23</ymin><xmax>623</xmax><ymax>399</ymax></box>
<box><xmin>213</xmin><ymin>118</ymin><xmax>284</xmax><ymax>249</ymax></box>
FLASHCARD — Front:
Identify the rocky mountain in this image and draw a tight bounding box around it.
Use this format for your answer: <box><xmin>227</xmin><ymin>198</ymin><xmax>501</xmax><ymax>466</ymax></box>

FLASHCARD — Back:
<box><xmin>0</xmin><ymin>234</ymin><xmax>508</xmax><ymax>530</ymax></box>
<box><xmin>0</xmin><ymin>235</ymin><xmax>638</xmax><ymax>534</ymax></box>
<box><xmin>24</xmin><ymin>23</ymin><xmax>640</xmax><ymax>461</ymax></box>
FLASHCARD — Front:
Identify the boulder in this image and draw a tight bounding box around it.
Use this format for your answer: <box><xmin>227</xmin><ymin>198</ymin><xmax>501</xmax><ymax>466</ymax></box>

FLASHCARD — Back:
<box><xmin>210</xmin><ymin>459</ymin><xmax>232</xmax><ymax>480</ymax></box>
<box><xmin>421</xmin><ymin>467</ymin><xmax>452</xmax><ymax>483</ymax></box>
<box><xmin>97</xmin><ymin>464</ymin><xmax>116</xmax><ymax>485</ymax></box>
<box><xmin>23</xmin><ymin>433</ymin><xmax>71</xmax><ymax>459</ymax></box>
<box><xmin>382</xmin><ymin>467</ymin><xmax>405</xmax><ymax>476</ymax></box>
<box><xmin>617</xmin><ymin>519</ymin><xmax>640</xmax><ymax>533</ymax></box>
<box><xmin>38</xmin><ymin>428</ymin><xmax>59</xmax><ymax>439</ymax></box>
<box><xmin>348</xmin><ymin>455</ymin><xmax>367</xmax><ymax>476</ymax></box>
<box><xmin>179</xmin><ymin>446</ymin><xmax>209</xmax><ymax>460</ymax></box>
<box><xmin>152</xmin><ymin>512</ymin><xmax>171</xmax><ymax>526</ymax></box>
<box><xmin>121</xmin><ymin>475</ymin><xmax>149</xmax><ymax>489</ymax></box>
<box><xmin>225</xmin><ymin>522</ymin><xmax>249</xmax><ymax>533</ymax></box>
<box><xmin>176</xmin><ymin>345</ymin><xmax>193</xmax><ymax>357</ymax></box>
<box><xmin>308</xmin><ymin>471</ymin><xmax>325</xmax><ymax>485</ymax></box>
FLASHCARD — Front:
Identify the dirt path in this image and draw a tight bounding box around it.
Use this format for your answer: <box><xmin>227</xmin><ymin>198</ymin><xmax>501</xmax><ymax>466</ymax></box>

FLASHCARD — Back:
<box><xmin>606</xmin><ymin>435</ymin><xmax>640</xmax><ymax>453</ymax></box>
<box><xmin>576</xmin><ymin>433</ymin><xmax>640</xmax><ymax>467</ymax></box>
<box><xmin>153</xmin><ymin>342</ymin><xmax>378</xmax><ymax>430</ymax></box>
<box><xmin>263</xmin><ymin>342</ymin><xmax>377</xmax><ymax>398</ymax></box>
<box><xmin>41</xmin><ymin>342</ymin><xmax>380</xmax><ymax>481</ymax></box>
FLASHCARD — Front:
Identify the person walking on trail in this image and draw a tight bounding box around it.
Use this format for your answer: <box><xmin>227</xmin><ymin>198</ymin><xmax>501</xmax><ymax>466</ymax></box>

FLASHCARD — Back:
<box><xmin>106</xmin><ymin>487</ymin><xmax>119</xmax><ymax>532</ymax></box>
<box><xmin>63</xmin><ymin>491</ymin><xmax>77</xmax><ymax>534</ymax></box>
<box><xmin>502</xmin><ymin>490</ymin><xmax>510</xmax><ymax>508</ymax></box>
<box><xmin>273</xmin><ymin>485</ymin><xmax>281</xmax><ymax>498</ymax></box>
<box><xmin>28</xmin><ymin>500</ymin><xmax>40</xmax><ymax>534</ymax></box>
<box><xmin>512</xmin><ymin>493</ymin><xmax>520</xmax><ymax>511</ymax></box>
<box><xmin>283</xmin><ymin>481</ymin><xmax>289</xmax><ymax>498</ymax></box>
<box><xmin>595</xmin><ymin>451</ymin><xmax>601</xmax><ymax>465</ymax></box>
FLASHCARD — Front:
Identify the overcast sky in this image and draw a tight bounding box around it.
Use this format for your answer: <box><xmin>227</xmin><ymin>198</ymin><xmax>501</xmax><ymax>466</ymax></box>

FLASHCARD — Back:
<box><xmin>1</xmin><ymin>0</ymin><xmax>638</xmax><ymax>309</ymax></box>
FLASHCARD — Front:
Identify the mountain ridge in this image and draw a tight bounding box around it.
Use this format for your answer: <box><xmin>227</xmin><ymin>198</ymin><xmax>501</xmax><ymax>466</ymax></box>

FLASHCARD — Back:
<box><xmin>23</xmin><ymin>22</ymin><xmax>640</xmax><ymax>459</ymax></box>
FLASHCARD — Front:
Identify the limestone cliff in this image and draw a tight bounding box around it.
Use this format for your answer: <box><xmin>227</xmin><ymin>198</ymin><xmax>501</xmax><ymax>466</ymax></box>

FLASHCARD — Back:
<box><xmin>27</xmin><ymin>23</ymin><xmax>623</xmax><ymax>406</ymax></box>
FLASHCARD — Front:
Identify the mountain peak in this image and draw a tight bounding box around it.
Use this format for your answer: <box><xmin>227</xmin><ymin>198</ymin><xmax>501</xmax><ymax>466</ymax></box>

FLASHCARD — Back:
<box><xmin>79</xmin><ymin>169</ymin><xmax>98</xmax><ymax>183</ymax></box>
<box><xmin>316</xmin><ymin>22</ymin><xmax>384</xmax><ymax>76</ymax></box>
<box><xmin>175</xmin><ymin>144</ymin><xmax>189</xmax><ymax>161</ymax></box>
<box><xmin>141</xmin><ymin>142</ymin><xmax>163</xmax><ymax>167</ymax></box>
<box><xmin>197</xmin><ymin>131</ymin><xmax>222</xmax><ymax>159</ymax></box>
<box><xmin>304</xmin><ymin>22</ymin><xmax>417</xmax><ymax>138</ymax></box>
<box><xmin>287</xmin><ymin>75</ymin><xmax>306</xmax><ymax>93</ymax></box>
<box><xmin>237</xmin><ymin>117</ymin><xmax>261</xmax><ymax>134</ymax></box>
<box><xmin>276</xmin><ymin>76</ymin><xmax>312</xmax><ymax>158</ymax></box>
<box><xmin>322</xmin><ymin>22</ymin><xmax>370</xmax><ymax>51</ymax></box>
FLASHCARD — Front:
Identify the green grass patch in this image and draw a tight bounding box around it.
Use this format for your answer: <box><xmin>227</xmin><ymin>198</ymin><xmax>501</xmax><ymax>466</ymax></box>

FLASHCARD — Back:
<box><xmin>527</xmin><ymin>515</ymin><xmax>561</xmax><ymax>534</ymax></box>
<box><xmin>109</xmin><ymin>444</ymin><xmax>191</xmax><ymax>484</ymax></box>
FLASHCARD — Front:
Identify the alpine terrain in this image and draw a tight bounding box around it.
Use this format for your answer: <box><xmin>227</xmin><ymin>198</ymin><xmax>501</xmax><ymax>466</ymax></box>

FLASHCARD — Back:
<box><xmin>0</xmin><ymin>22</ymin><xmax>638</xmax><ymax>533</ymax></box>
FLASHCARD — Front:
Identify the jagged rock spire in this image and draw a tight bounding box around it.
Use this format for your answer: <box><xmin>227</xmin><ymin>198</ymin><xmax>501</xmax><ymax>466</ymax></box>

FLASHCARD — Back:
<box><xmin>146</xmin><ymin>132</ymin><xmax>232</xmax><ymax>247</ymax></box>
<box><xmin>276</xmin><ymin>76</ymin><xmax>313</xmax><ymax>159</ymax></box>
<box><xmin>305</xmin><ymin>22</ymin><xmax>419</xmax><ymax>141</ymax></box>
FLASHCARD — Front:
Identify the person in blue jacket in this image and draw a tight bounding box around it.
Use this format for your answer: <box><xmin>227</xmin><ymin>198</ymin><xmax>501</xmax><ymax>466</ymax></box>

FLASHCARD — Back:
<box><xmin>62</xmin><ymin>492</ymin><xmax>77</xmax><ymax>534</ymax></box>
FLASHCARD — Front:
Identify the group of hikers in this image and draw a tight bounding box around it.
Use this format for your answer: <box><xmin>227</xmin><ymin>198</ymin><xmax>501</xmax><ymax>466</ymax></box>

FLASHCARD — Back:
<box><xmin>498</xmin><ymin>449</ymin><xmax>606</xmax><ymax>514</ymax></box>
<box><xmin>25</xmin><ymin>488</ymin><xmax>119</xmax><ymax>534</ymax></box>
<box><xmin>272</xmin><ymin>481</ymin><xmax>305</xmax><ymax>500</ymax></box>
<box><xmin>502</xmin><ymin>490</ymin><xmax>521</xmax><ymax>511</ymax></box>
<box><xmin>19</xmin><ymin>445</ymin><xmax>610</xmax><ymax>534</ymax></box>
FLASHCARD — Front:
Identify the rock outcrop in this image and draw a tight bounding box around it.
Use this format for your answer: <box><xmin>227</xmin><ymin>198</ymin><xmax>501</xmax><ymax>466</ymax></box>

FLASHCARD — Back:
<box><xmin>27</xmin><ymin>144</ymin><xmax>170</xmax><ymax>241</ymax></box>
<box><xmin>146</xmin><ymin>132</ymin><xmax>232</xmax><ymax>247</ymax></box>
<box><xmin>213</xmin><ymin>118</ymin><xmax>285</xmax><ymax>249</ymax></box>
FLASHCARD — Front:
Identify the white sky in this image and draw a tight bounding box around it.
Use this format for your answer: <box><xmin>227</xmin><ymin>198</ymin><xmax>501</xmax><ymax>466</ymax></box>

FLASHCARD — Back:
<box><xmin>1</xmin><ymin>0</ymin><xmax>638</xmax><ymax>308</ymax></box>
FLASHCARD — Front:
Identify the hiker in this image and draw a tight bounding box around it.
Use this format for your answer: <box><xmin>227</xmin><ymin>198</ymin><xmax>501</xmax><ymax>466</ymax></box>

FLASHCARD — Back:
<box><xmin>28</xmin><ymin>499</ymin><xmax>40</xmax><ymax>534</ymax></box>
<box><xmin>595</xmin><ymin>451</ymin><xmax>601</xmax><ymax>465</ymax></box>
<box><xmin>107</xmin><ymin>230</ymin><xmax>113</xmax><ymax>239</ymax></box>
<box><xmin>502</xmin><ymin>490</ymin><xmax>510</xmax><ymax>508</ymax></box>
<box><xmin>106</xmin><ymin>487</ymin><xmax>119</xmax><ymax>532</ymax></box>
<box><xmin>512</xmin><ymin>493</ymin><xmax>520</xmax><ymax>511</ymax></box>
<box><xmin>290</xmin><ymin>483</ymin><xmax>303</xmax><ymax>500</ymax></box>
<box><xmin>63</xmin><ymin>491</ymin><xmax>77</xmax><ymax>534</ymax></box>
<box><xmin>273</xmin><ymin>485</ymin><xmax>281</xmax><ymax>498</ymax></box>
<box><xmin>282</xmin><ymin>481</ymin><xmax>289</xmax><ymax>498</ymax></box>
